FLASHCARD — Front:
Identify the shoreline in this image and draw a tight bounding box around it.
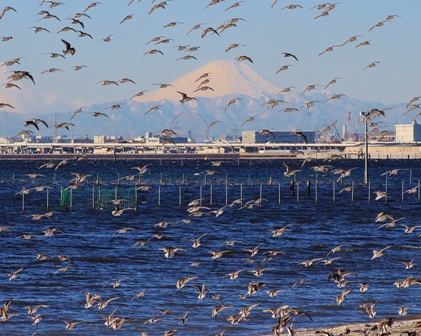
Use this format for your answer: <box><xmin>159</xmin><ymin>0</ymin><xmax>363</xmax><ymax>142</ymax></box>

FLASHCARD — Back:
<box><xmin>292</xmin><ymin>317</ymin><xmax>421</xmax><ymax>336</ymax></box>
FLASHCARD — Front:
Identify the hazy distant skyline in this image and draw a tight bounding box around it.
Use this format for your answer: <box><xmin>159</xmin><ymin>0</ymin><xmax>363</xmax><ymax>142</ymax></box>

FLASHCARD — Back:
<box><xmin>0</xmin><ymin>1</ymin><xmax>419</xmax><ymax>118</ymax></box>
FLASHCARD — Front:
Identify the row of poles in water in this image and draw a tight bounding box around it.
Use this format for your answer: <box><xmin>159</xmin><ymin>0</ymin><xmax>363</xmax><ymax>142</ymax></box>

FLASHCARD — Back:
<box><xmin>20</xmin><ymin>178</ymin><xmax>421</xmax><ymax>214</ymax></box>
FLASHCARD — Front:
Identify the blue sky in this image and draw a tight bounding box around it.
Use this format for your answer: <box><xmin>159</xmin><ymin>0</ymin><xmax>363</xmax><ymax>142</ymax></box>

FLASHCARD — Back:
<box><xmin>0</xmin><ymin>1</ymin><xmax>419</xmax><ymax>116</ymax></box>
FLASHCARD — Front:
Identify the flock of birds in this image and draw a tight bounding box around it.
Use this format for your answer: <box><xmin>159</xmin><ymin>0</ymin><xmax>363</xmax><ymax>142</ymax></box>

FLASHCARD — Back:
<box><xmin>2</xmin><ymin>158</ymin><xmax>421</xmax><ymax>335</ymax></box>
<box><xmin>0</xmin><ymin>1</ymin><xmax>420</xmax><ymax>141</ymax></box>
<box><xmin>2</xmin><ymin>2</ymin><xmax>421</xmax><ymax>334</ymax></box>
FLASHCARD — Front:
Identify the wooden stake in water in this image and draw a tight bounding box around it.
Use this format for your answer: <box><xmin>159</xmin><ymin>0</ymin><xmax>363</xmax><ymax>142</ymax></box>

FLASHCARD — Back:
<box><xmin>204</xmin><ymin>174</ymin><xmax>207</xmax><ymax>186</ymax></box>
<box><xmin>225</xmin><ymin>174</ymin><xmax>228</xmax><ymax>185</ymax></box>
<box><xmin>259</xmin><ymin>183</ymin><xmax>262</xmax><ymax>200</ymax></box>
<box><xmin>135</xmin><ymin>186</ymin><xmax>138</xmax><ymax>211</ymax></box>
<box><xmin>98</xmin><ymin>186</ymin><xmax>101</xmax><ymax>209</ymax></box>
<box><xmin>179</xmin><ymin>185</ymin><xmax>182</xmax><ymax>208</ymax></box>
<box><xmin>240</xmin><ymin>184</ymin><xmax>243</xmax><ymax>206</ymax></box>
<box><xmin>332</xmin><ymin>181</ymin><xmax>336</xmax><ymax>205</ymax></box>
<box><xmin>278</xmin><ymin>183</ymin><xmax>281</xmax><ymax>205</ymax></box>
<box><xmin>53</xmin><ymin>172</ymin><xmax>56</xmax><ymax>184</ymax></box>
<box><xmin>210</xmin><ymin>184</ymin><xmax>213</xmax><ymax>208</ymax></box>
<box><xmin>200</xmin><ymin>185</ymin><xmax>203</xmax><ymax>206</ymax></box>
<box><xmin>315</xmin><ymin>177</ymin><xmax>318</xmax><ymax>205</ymax></box>
<box><xmin>158</xmin><ymin>185</ymin><xmax>161</xmax><ymax>208</ymax></box>
<box><xmin>22</xmin><ymin>190</ymin><xmax>25</xmax><ymax>214</ymax></box>
<box><xmin>160</xmin><ymin>172</ymin><xmax>163</xmax><ymax>185</ymax></box>
<box><xmin>351</xmin><ymin>181</ymin><xmax>354</xmax><ymax>204</ymax></box>
<box><xmin>70</xmin><ymin>188</ymin><xmax>73</xmax><ymax>212</ymax></box>
<box><xmin>385</xmin><ymin>173</ymin><xmax>388</xmax><ymax>194</ymax></box>
<box><xmin>90</xmin><ymin>186</ymin><xmax>95</xmax><ymax>210</ymax></box>
<box><xmin>114</xmin><ymin>186</ymin><xmax>118</xmax><ymax>201</ymax></box>
<box><xmin>402</xmin><ymin>180</ymin><xmax>404</xmax><ymax>203</ymax></box>
<box><xmin>225</xmin><ymin>184</ymin><xmax>228</xmax><ymax>205</ymax></box>
<box><xmin>290</xmin><ymin>180</ymin><xmax>295</xmax><ymax>196</ymax></box>
<box><xmin>46</xmin><ymin>187</ymin><xmax>49</xmax><ymax>212</ymax></box>
<box><xmin>418</xmin><ymin>180</ymin><xmax>420</xmax><ymax>203</ymax></box>
<box><xmin>296</xmin><ymin>182</ymin><xmax>299</xmax><ymax>205</ymax></box>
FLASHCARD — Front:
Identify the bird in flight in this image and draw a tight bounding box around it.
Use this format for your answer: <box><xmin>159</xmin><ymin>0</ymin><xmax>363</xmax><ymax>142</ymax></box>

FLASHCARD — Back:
<box><xmin>363</xmin><ymin>61</ymin><xmax>380</xmax><ymax>70</ymax></box>
<box><xmin>280</xmin><ymin>52</ymin><xmax>298</xmax><ymax>61</ymax></box>
<box><xmin>176</xmin><ymin>91</ymin><xmax>198</xmax><ymax>104</ymax></box>
<box><xmin>225</xmin><ymin>43</ymin><xmax>245</xmax><ymax>52</ymax></box>
<box><xmin>260</xmin><ymin>129</ymin><xmax>275</xmax><ymax>138</ymax></box>
<box><xmin>235</xmin><ymin>55</ymin><xmax>253</xmax><ymax>63</ymax></box>
<box><xmin>291</xmin><ymin>131</ymin><xmax>308</xmax><ymax>143</ymax></box>
<box><xmin>241</xmin><ymin>115</ymin><xmax>259</xmax><ymax>127</ymax></box>
<box><xmin>145</xmin><ymin>105</ymin><xmax>163</xmax><ymax>115</ymax></box>
<box><xmin>225</xmin><ymin>98</ymin><xmax>242</xmax><ymax>110</ymax></box>
<box><xmin>61</xmin><ymin>39</ymin><xmax>75</xmax><ymax>55</ymax></box>
<box><xmin>205</xmin><ymin>120</ymin><xmax>221</xmax><ymax>133</ymax></box>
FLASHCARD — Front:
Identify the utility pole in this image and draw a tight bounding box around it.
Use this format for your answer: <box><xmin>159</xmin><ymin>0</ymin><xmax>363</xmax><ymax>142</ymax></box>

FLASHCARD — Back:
<box><xmin>54</xmin><ymin>111</ymin><xmax>57</xmax><ymax>143</ymax></box>
<box><xmin>360</xmin><ymin>111</ymin><xmax>369</xmax><ymax>185</ymax></box>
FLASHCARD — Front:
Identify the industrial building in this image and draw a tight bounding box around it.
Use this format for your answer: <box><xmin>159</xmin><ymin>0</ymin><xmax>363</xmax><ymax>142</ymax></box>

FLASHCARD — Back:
<box><xmin>395</xmin><ymin>121</ymin><xmax>421</xmax><ymax>143</ymax></box>
<box><xmin>241</xmin><ymin>130</ymin><xmax>316</xmax><ymax>144</ymax></box>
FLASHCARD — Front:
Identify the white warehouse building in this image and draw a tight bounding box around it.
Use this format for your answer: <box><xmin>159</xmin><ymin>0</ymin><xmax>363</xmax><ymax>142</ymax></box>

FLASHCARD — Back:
<box><xmin>395</xmin><ymin>121</ymin><xmax>421</xmax><ymax>143</ymax></box>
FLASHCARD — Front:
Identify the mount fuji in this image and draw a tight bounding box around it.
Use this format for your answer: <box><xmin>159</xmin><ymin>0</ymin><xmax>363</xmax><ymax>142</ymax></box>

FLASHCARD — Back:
<box><xmin>0</xmin><ymin>60</ymin><xmax>410</xmax><ymax>141</ymax></box>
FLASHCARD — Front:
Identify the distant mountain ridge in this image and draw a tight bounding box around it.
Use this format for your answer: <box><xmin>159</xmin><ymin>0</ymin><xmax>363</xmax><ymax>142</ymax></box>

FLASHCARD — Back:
<box><xmin>0</xmin><ymin>61</ymin><xmax>413</xmax><ymax>141</ymax></box>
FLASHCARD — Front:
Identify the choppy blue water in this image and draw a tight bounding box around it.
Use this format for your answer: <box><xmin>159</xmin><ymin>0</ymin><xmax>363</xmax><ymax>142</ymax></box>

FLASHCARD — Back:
<box><xmin>1</xmin><ymin>158</ymin><xmax>421</xmax><ymax>335</ymax></box>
